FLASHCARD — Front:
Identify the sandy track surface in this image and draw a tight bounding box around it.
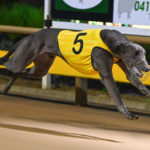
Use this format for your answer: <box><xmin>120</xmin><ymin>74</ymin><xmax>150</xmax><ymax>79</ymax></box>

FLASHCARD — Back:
<box><xmin>0</xmin><ymin>94</ymin><xmax>150</xmax><ymax>150</ymax></box>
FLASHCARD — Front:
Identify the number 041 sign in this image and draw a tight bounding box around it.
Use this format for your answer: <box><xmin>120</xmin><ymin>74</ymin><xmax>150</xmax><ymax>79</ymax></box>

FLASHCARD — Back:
<box><xmin>113</xmin><ymin>0</ymin><xmax>150</xmax><ymax>25</ymax></box>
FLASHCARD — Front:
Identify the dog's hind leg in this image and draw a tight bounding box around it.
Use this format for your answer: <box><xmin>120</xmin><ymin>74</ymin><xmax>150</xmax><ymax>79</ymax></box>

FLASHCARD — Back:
<box><xmin>0</xmin><ymin>39</ymin><xmax>23</xmax><ymax>64</ymax></box>
<box><xmin>1</xmin><ymin>75</ymin><xmax>18</xmax><ymax>95</ymax></box>
<box><xmin>117</xmin><ymin>60</ymin><xmax>150</xmax><ymax>96</ymax></box>
<box><xmin>1</xmin><ymin>53</ymin><xmax>55</xmax><ymax>95</ymax></box>
<box><xmin>22</xmin><ymin>53</ymin><xmax>55</xmax><ymax>78</ymax></box>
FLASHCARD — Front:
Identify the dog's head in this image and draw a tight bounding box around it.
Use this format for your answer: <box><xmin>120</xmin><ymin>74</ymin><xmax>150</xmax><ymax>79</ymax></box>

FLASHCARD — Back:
<box><xmin>116</xmin><ymin>42</ymin><xmax>150</xmax><ymax>79</ymax></box>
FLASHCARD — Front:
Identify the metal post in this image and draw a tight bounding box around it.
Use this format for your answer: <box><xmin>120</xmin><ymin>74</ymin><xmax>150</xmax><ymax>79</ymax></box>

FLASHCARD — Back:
<box><xmin>75</xmin><ymin>77</ymin><xmax>88</xmax><ymax>106</ymax></box>
<box><xmin>44</xmin><ymin>0</ymin><xmax>51</xmax><ymax>19</ymax></box>
<box><xmin>42</xmin><ymin>0</ymin><xmax>52</xmax><ymax>89</ymax></box>
<box><xmin>44</xmin><ymin>0</ymin><xmax>52</xmax><ymax>28</ymax></box>
<box><xmin>42</xmin><ymin>74</ymin><xmax>52</xmax><ymax>89</ymax></box>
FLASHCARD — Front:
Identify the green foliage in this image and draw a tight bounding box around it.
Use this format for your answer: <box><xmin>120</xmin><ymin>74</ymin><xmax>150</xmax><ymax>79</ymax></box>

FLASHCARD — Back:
<box><xmin>0</xmin><ymin>3</ymin><xmax>43</xmax><ymax>28</ymax></box>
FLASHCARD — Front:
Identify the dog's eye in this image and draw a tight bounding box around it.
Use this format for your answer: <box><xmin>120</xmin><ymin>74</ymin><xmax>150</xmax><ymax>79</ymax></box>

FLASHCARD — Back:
<box><xmin>135</xmin><ymin>51</ymin><xmax>139</xmax><ymax>56</ymax></box>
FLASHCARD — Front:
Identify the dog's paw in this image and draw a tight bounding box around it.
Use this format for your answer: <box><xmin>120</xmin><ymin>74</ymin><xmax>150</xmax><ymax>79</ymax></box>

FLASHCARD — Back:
<box><xmin>126</xmin><ymin>113</ymin><xmax>139</xmax><ymax>120</ymax></box>
<box><xmin>139</xmin><ymin>85</ymin><xmax>150</xmax><ymax>96</ymax></box>
<box><xmin>142</xmin><ymin>89</ymin><xmax>150</xmax><ymax>96</ymax></box>
<box><xmin>118</xmin><ymin>105</ymin><xmax>139</xmax><ymax>120</ymax></box>
<box><xmin>146</xmin><ymin>89</ymin><xmax>150</xmax><ymax>96</ymax></box>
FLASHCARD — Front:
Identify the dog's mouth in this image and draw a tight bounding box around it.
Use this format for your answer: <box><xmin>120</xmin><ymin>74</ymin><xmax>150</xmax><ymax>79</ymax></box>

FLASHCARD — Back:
<box><xmin>122</xmin><ymin>56</ymin><xmax>150</xmax><ymax>80</ymax></box>
<box><xmin>130</xmin><ymin>64</ymin><xmax>143</xmax><ymax>77</ymax></box>
<box><xmin>128</xmin><ymin>62</ymin><xmax>150</xmax><ymax>80</ymax></box>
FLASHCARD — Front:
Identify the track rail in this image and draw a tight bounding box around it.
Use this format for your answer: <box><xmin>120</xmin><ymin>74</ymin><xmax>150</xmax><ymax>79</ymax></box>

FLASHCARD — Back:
<box><xmin>0</xmin><ymin>25</ymin><xmax>40</xmax><ymax>34</ymax></box>
<box><xmin>0</xmin><ymin>25</ymin><xmax>150</xmax><ymax>44</ymax></box>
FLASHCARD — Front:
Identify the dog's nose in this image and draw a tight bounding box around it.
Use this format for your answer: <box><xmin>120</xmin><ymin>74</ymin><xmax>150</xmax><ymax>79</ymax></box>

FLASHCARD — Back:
<box><xmin>145</xmin><ymin>67</ymin><xmax>150</xmax><ymax>72</ymax></box>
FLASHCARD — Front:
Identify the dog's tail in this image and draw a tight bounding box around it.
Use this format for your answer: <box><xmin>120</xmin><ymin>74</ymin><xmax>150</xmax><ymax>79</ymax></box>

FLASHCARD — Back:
<box><xmin>0</xmin><ymin>39</ymin><xmax>22</xmax><ymax>65</ymax></box>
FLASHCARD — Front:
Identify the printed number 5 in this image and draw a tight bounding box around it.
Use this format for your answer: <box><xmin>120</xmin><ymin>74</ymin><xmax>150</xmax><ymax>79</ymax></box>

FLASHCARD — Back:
<box><xmin>72</xmin><ymin>32</ymin><xmax>87</xmax><ymax>54</ymax></box>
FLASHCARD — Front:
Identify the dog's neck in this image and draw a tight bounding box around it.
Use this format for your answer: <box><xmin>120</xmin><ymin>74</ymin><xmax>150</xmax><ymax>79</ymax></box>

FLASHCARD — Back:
<box><xmin>100</xmin><ymin>29</ymin><xmax>131</xmax><ymax>58</ymax></box>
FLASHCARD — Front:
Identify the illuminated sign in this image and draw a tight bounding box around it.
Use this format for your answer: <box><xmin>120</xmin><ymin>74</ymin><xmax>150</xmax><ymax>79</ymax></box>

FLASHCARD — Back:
<box><xmin>51</xmin><ymin>0</ymin><xmax>113</xmax><ymax>22</ymax></box>
<box><xmin>62</xmin><ymin>0</ymin><xmax>103</xmax><ymax>9</ymax></box>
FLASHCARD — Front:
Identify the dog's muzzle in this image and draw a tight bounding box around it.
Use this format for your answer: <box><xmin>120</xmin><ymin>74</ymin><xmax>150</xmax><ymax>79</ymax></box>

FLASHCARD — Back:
<box><xmin>126</xmin><ymin>60</ymin><xmax>150</xmax><ymax>81</ymax></box>
<box><xmin>122</xmin><ymin>56</ymin><xmax>150</xmax><ymax>81</ymax></box>
<box><xmin>131</xmin><ymin>64</ymin><xmax>150</xmax><ymax>81</ymax></box>
<box><xmin>144</xmin><ymin>67</ymin><xmax>150</xmax><ymax>72</ymax></box>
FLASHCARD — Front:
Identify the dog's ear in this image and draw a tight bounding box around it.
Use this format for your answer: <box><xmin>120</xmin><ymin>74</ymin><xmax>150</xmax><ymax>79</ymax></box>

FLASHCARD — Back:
<box><xmin>114</xmin><ymin>41</ymin><xmax>125</xmax><ymax>54</ymax></box>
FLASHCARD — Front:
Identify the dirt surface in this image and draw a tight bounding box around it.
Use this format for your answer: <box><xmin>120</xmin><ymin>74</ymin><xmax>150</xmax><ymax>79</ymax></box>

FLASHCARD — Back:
<box><xmin>0</xmin><ymin>95</ymin><xmax>150</xmax><ymax>150</ymax></box>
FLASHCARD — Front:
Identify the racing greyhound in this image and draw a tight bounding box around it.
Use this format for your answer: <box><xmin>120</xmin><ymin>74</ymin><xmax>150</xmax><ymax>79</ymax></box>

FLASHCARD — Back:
<box><xmin>0</xmin><ymin>28</ymin><xmax>149</xmax><ymax>120</ymax></box>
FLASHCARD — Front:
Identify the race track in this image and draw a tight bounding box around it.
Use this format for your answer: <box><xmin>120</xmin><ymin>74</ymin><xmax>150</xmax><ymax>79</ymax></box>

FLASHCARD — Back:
<box><xmin>0</xmin><ymin>94</ymin><xmax>150</xmax><ymax>150</ymax></box>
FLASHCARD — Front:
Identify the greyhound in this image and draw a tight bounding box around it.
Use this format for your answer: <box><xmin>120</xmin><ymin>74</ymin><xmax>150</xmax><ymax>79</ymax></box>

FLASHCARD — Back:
<box><xmin>0</xmin><ymin>28</ymin><xmax>149</xmax><ymax>120</ymax></box>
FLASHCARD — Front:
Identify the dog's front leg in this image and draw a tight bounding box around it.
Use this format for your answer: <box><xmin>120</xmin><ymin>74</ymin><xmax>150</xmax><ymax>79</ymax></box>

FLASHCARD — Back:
<box><xmin>92</xmin><ymin>48</ymin><xmax>138</xmax><ymax>119</ymax></box>
<box><xmin>99</xmin><ymin>70</ymin><xmax>138</xmax><ymax>120</ymax></box>
<box><xmin>117</xmin><ymin>60</ymin><xmax>150</xmax><ymax>96</ymax></box>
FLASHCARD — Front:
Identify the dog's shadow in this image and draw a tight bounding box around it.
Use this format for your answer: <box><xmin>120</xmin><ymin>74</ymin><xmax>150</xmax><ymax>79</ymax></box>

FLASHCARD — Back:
<box><xmin>0</xmin><ymin>122</ymin><xmax>120</xmax><ymax>143</ymax></box>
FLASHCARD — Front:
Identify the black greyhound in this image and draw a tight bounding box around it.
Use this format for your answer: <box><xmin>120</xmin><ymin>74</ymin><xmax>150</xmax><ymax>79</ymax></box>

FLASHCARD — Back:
<box><xmin>0</xmin><ymin>28</ymin><xmax>149</xmax><ymax>120</ymax></box>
